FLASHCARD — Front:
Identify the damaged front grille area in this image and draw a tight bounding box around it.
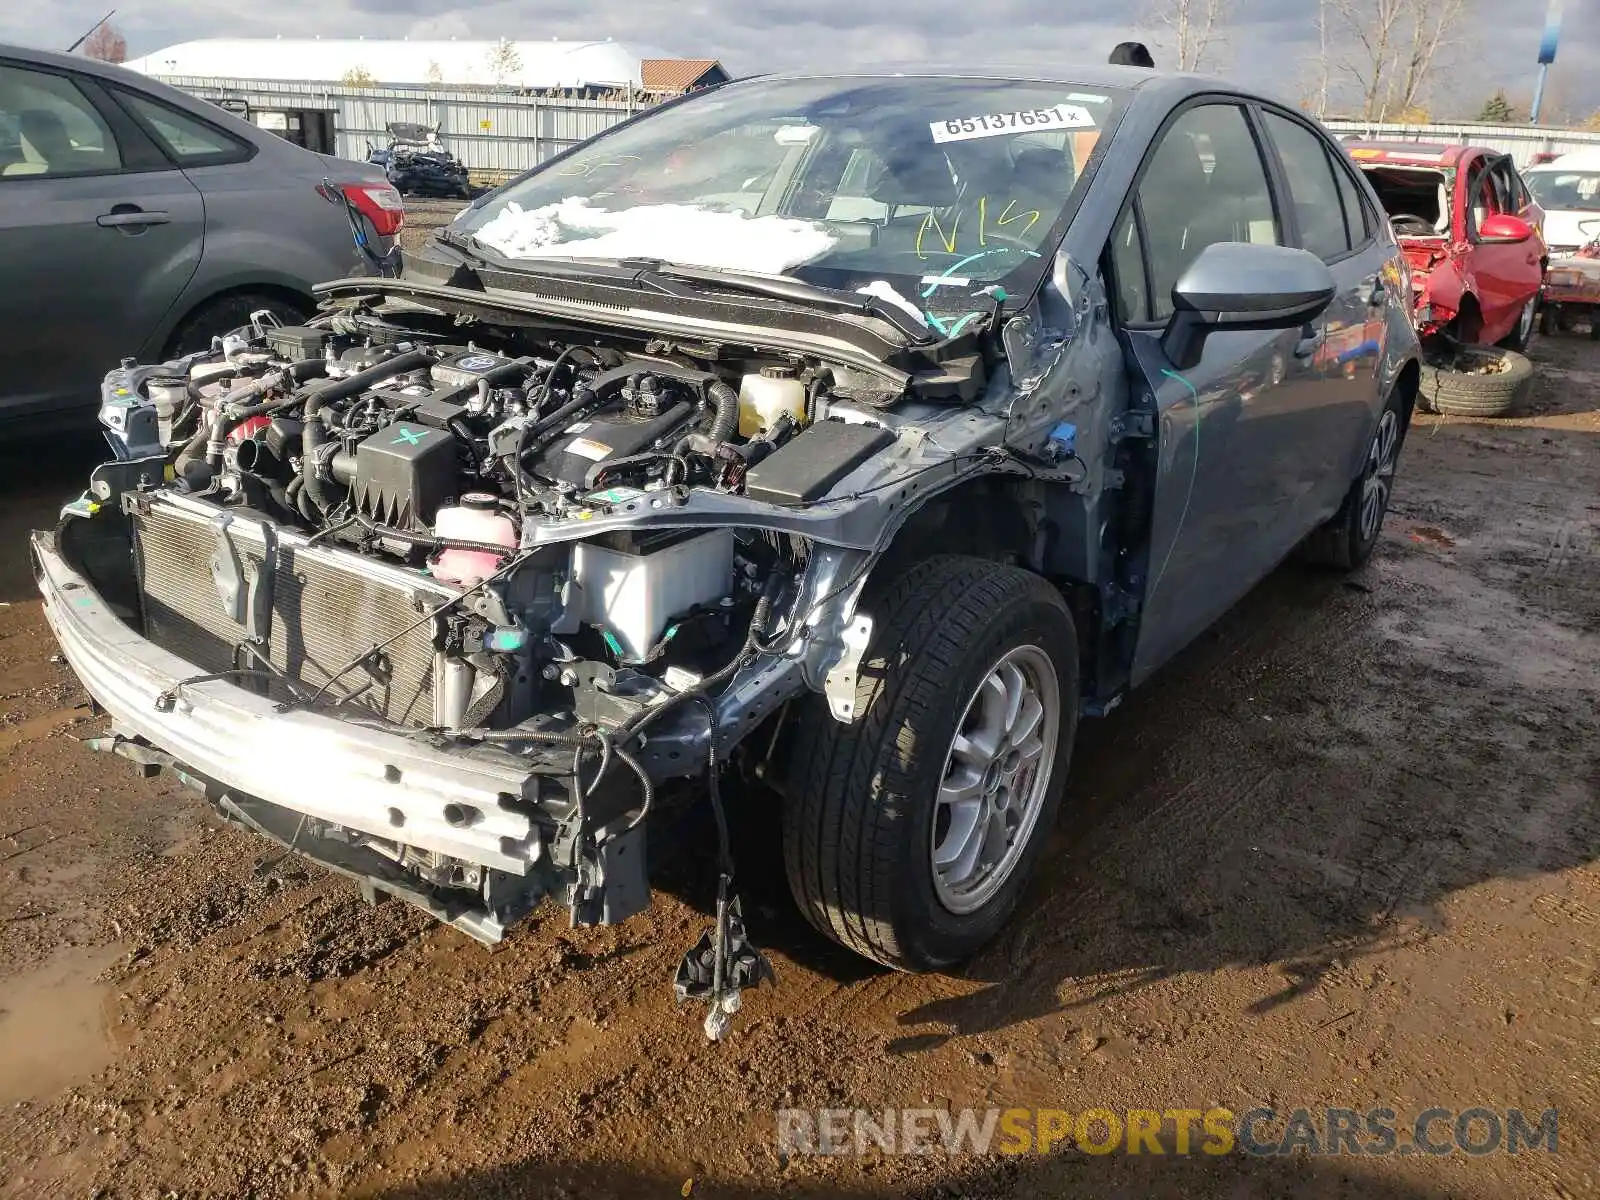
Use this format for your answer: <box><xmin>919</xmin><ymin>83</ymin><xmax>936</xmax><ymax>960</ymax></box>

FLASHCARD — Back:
<box><xmin>130</xmin><ymin>495</ymin><xmax>448</xmax><ymax>726</ymax></box>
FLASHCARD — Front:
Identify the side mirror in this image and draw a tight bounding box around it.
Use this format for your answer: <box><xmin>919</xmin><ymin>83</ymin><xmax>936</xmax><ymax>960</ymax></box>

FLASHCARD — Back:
<box><xmin>1478</xmin><ymin>213</ymin><xmax>1534</xmax><ymax>244</ymax></box>
<box><xmin>1162</xmin><ymin>242</ymin><xmax>1337</xmax><ymax>370</ymax></box>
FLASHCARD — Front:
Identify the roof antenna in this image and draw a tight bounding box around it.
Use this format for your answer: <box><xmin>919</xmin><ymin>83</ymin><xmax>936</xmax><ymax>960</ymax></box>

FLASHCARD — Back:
<box><xmin>65</xmin><ymin>7</ymin><xmax>117</xmax><ymax>54</ymax></box>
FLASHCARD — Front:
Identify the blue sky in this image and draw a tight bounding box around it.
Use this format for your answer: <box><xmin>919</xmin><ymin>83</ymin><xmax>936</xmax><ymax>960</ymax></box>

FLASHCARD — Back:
<box><xmin>5</xmin><ymin>0</ymin><xmax>1597</xmax><ymax>121</ymax></box>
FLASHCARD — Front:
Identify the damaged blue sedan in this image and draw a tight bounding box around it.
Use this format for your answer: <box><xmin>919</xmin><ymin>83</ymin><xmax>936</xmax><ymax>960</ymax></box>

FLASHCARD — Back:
<box><xmin>33</xmin><ymin>66</ymin><xmax>1420</xmax><ymax>1038</ymax></box>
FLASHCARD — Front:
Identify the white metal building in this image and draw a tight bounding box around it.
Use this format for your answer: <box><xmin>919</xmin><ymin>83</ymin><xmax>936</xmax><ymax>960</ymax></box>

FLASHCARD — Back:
<box><xmin>123</xmin><ymin>38</ymin><xmax>679</xmax><ymax>91</ymax></box>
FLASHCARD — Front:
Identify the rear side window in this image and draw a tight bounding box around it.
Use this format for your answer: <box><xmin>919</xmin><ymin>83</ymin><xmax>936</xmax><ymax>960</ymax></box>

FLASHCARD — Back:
<box><xmin>1262</xmin><ymin>111</ymin><xmax>1349</xmax><ymax>261</ymax></box>
<box><xmin>1330</xmin><ymin>152</ymin><xmax>1372</xmax><ymax>246</ymax></box>
<box><xmin>117</xmin><ymin>91</ymin><xmax>250</xmax><ymax>166</ymax></box>
<box><xmin>0</xmin><ymin>64</ymin><xmax>122</xmax><ymax>179</ymax></box>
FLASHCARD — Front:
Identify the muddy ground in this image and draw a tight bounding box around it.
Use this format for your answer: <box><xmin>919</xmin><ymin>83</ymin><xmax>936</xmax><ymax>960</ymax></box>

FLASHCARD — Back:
<box><xmin>1</xmin><ymin>263</ymin><xmax>1597</xmax><ymax>1197</ymax></box>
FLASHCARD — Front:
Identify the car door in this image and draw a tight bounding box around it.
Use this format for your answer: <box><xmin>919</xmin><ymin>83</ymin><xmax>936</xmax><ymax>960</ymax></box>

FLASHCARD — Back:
<box><xmin>1461</xmin><ymin>154</ymin><xmax>1531</xmax><ymax>343</ymax></box>
<box><xmin>0</xmin><ymin>59</ymin><xmax>204</xmax><ymax>429</ymax></box>
<box><xmin>1106</xmin><ymin>101</ymin><xmax>1325</xmax><ymax>684</ymax></box>
<box><xmin>1492</xmin><ymin>155</ymin><xmax>1547</xmax><ymax>321</ymax></box>
<box><xmin>1258</xmin><ymin>108</ymin><xmax>1390</xmax><ymax>513</ymax></box>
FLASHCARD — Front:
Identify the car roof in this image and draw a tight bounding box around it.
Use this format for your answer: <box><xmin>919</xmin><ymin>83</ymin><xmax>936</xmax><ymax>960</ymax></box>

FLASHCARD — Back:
<box><xmin>1343</xmin><ymin>140</ymin><xmax>1480</xmax><ymax>168</ymax></box>
<box><xmin>1526</xmin><ymin>146</ymin><xmax>1600</xmax><ymax>173</ymax></box>
<box><xmin>726</xmin><ymin>64</ymin><xmax>1295</xmax><ymax>108</ymax></box>
<box><xmin>1</xmin><ymin>40</ymin><xmax>155</xmax><ymax>84</ymax></box>
<box><xmin>1</xmin><ymin>40</ymin><xmax>292</xmax><ymax>157</ymax></box>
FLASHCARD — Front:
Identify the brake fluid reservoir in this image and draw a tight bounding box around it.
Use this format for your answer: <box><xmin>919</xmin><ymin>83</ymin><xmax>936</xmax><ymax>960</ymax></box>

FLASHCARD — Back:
<box><xmin>738</xmin><ymin>366</ymin><xmax>806</xmax><ymax>438</ymax></box>
<box><xmin>430</xmin><ymin>493</ymin><xmax>517</xmax><ymax>586</ymax></box>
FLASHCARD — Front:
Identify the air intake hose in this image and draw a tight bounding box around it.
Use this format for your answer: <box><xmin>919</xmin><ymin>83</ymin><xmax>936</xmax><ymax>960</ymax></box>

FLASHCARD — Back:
<box><xmin>300</xmin><ymin>349</ymin><xmax>433</xmax><ymax>517</ymax></box>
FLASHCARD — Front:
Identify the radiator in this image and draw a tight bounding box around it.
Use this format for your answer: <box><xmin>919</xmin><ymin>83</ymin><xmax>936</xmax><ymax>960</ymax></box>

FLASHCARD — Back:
<box><xmin>131</xmin><ymin>498</ymin><xmax>451</xmax><ymax>727</ymax></box>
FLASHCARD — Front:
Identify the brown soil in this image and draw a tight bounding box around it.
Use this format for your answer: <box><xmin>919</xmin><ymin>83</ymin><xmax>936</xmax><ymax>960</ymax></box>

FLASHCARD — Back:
<box><xmin>1</xmin><ymin>316</ymin><xmax>1598</xmax><ymax>1199</ymax></box>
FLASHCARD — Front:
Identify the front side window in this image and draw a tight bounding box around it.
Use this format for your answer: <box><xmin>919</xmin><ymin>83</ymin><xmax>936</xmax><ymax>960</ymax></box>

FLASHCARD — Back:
<box><xmin>1468</xmin><ymin>163</ymin><xmax>1502</xmax><ymax>234</ymax></box>
<box><xmin>0</xmin><ymin>64</ymin><xmax>121</xmax><ymax>179</ymax></box>
<box><xmin>1263</xmin><ymin>112</ymin><xmax>1350</xmax><ymax>261</ymax></box>
<box><xmin>453</xmin><ymin>76</ymin><xmax>1129</xmax><ymax>324</ymax></box>
<box><xmin>1133</xmin><ymin>103</ymin><xmax>1280</xmax><ymax>322</ymax></box>
<box><xmin>1109</xmin><ymin>204</ymin><xmax>1149</xmax><ymax>324</ymax></box>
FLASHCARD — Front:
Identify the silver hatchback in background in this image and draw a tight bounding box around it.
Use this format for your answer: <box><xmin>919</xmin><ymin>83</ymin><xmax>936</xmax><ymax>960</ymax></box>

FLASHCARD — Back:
<box><xmin>0</xmin><ymin>43</ymin><xmax>404</xmax><ymax>436</ymax></box>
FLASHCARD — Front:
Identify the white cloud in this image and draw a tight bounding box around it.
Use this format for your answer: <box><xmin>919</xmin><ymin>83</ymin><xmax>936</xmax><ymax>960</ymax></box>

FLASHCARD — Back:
<box><xmin>407</xmin><ymin>12</ymin><xmax>474</xmax><ymax>40</ymax></box>
<box><xmin>4</xmin><ymin>0</ymin><xmax>1597</xmax><ymax>116</ymax></box>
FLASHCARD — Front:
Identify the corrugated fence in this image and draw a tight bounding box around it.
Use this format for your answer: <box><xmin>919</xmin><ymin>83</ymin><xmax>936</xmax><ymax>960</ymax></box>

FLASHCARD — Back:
<box><xmin>1322</xmin><ymin>119</ymin><xmax>1600</xmax><ymax>168</ymax></box>
<box><xmin>157</xmin><ymin>76</ymin><xmax>1600</xmax><ymax>175</ymax></box>
<box><xmin>156</xmin><ymin>76</ymin><xmax>639</xmax><ymax>174</ymax></box>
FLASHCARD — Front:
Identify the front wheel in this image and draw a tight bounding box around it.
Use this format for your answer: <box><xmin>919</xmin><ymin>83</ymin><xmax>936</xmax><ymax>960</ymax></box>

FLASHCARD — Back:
<box><xmin>782</xmin><ymin>556</ymin><xmax>1078</xmax><ymax>971</ymax></box>
<box><xmin>162</xmin><ymin>292</ymin><xmax>309</xmax><ymax>359</ymax></box>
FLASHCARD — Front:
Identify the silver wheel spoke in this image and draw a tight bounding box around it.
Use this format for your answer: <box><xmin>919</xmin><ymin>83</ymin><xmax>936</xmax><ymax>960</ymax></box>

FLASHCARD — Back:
<box><xmin>939</xmin><ymin>764</ymin><xmax>985</xmax><ymax>807</ymax></box>
<box><xmin>978</xmin><ymin>809</ymin><xmax>1010</xmax><ymax>868</ymax></box>
<box><xmin>999</xmin><ymin>663</ymin><xmax>1026</xmax><ymax>734</ymax></box>
<box><xmin>1010</xmin><ymin>693</ymin><xmax>1044</xmax><ymax>749</ymax></box>
<box><xmin>934</xmin><ymin>798</ymin><xmax>984</xmax><ymax>870</ymax></box>
<box><xmin>1012</xmin><ymin>733</ymin><xmax>1045</xmax><ymax>768</ymax></box>
<box><xmin>946</xmin><ymin>804</ymin><xmax>989</xmax><ymax>880</ymax></box>
<box><xmin>952</xmin><ymin>729</ymin><xmax>997</xmax><ymax>766</ymax></box>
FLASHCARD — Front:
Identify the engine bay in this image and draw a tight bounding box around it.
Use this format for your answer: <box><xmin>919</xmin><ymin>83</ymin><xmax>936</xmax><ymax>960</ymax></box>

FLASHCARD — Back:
<box><xmin>88</xmin><ymin>303</ymin><xmax>914</xmax><ymax>743</ymax></box>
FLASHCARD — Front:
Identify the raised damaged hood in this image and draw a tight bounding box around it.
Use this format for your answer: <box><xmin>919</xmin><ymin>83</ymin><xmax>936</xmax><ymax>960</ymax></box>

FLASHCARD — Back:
<box><xmin>320</xmin><ymin>272</ymin><xmax>943</xmax><ymax>395</ymax></box>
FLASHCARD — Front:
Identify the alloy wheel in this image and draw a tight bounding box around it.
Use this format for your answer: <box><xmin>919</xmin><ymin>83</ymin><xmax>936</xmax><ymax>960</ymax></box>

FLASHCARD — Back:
<box><xmin>931</xmin><ymin>644</ymin><xmax>1061</xmax><ymax>915</ymax></box>
<box><xmin>1359</xmin><ymin>408</ymin><xmax>1401</xmax><ymax>543</ymax></box>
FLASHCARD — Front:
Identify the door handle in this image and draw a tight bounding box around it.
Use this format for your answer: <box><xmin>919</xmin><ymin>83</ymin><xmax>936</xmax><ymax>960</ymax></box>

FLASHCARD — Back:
<box><xmin>1293</xmin><ymin>330</ymin><xmax>1323</xmax><ymax>360</ymax></box>
<box><xmin>97</xmin><ymin>209</ymin><xmax>170</xmax><ymax>228</ymax></box>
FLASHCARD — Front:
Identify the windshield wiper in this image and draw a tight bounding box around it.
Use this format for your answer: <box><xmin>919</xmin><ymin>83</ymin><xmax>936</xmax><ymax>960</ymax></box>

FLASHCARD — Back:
<box><xmin>622</xmin><ymin>259</ymin><xmax>934</xmax><ymax>342</ymax></box>
<box><xmin>432</xmin><ymin>238</ymin><xmax>681</xmax><ymax>293</ymax></box>
<box><xmin>428</xmin><ymin>242</ymin><xmax>933</xmax><ymax>342</ymax></box>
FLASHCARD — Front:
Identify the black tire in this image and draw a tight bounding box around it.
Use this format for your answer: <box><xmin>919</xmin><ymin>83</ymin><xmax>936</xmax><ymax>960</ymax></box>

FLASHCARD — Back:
<box><xmin>782</xmin><ymin>555</ymin><xmax>1078</xmax><ymax>971</ymax></box>
<box><xmin>1498</xmin><ymin>296</ymin><xmax>1538</xmax><ymax>352</ymax></box>
<box><xmin>163</xmin><ymin>292</ymin><xmax>310</xmax><ymax>359</ymax></box>
<box><xmin>1301</xmin><ymin>388</ymin><xmax>1408</xmax><ymax>570</ymax></box>
<box><xmin>1416</xmin><ymin>346</ymin><xmax>1532</xmax><ymax>418</ymax></box>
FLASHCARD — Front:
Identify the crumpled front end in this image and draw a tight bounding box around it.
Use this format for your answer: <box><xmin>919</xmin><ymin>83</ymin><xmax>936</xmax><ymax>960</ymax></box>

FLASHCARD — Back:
<box><xmin>31</xmin><ymin>520</ymin><xmax>646</xmax><ymax>942</ymax></box>
<box><xmin>35</xmin><ymin>287</ymin><xmax>1062</xmax><ymax>952</ymax></box>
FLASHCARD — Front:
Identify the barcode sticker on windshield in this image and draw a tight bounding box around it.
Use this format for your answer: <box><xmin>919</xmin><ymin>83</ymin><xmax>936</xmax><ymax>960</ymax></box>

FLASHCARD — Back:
<box><xmin>930</xmin><ymin>105</ymin><xmax>1095</xmax><ymax>144</ymax></box>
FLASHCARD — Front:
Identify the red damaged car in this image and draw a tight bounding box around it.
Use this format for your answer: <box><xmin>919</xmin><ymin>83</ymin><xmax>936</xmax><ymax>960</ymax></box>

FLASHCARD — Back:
<box><xmin>1346</xmin><ymin>141</ymin><xmax>1547</xmax><ymax>352</ymax></box>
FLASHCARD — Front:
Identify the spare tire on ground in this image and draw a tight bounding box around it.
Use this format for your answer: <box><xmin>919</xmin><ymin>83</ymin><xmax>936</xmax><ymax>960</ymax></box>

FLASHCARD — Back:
<box><xmin>1417</xmin><ymin>346</ymin><xmax>1533</xmax><ymax>418</ymax></box>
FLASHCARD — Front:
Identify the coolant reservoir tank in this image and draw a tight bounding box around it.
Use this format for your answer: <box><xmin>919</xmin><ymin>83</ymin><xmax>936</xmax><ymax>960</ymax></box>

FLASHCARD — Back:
<box><xmin>738</xmin><ymin>365</ymin><xmax>806</xmax><ymax>438</ymax></box>
<box><xmin>430</xmin><ymin>493</ymin><xmax>517</xmax><ymax>587</ymax></box>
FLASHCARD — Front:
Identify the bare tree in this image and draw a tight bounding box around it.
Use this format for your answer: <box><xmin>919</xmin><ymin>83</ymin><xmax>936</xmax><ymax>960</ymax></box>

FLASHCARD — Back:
<box><xmin>486</xmin><ymin>38</ymin><xmax>522</xmax><ymax>89</ymax></box>
<box><xmin>82</xmin><ymin>20</ymin><xmax>127</xmax><ymax>63</ymax></box>
<box><xmin>1327</xmin><ymin>0</ymin><xmax>1472</xmax><ymax>120</ymax></box>
<box><xmin>1141</xmin><ymin>0</ymin><xmax>1231</xmax><ymax>72</ymax></box>
<box><xmin>1393</xmin><ymin>0</ymin><xmax>1468</xmax><ymax>115</ymax></box>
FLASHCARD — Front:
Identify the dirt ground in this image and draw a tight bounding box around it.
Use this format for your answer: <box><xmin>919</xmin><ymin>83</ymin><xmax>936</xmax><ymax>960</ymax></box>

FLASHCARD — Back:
<box><xmin>1</xmin><ymin>282</ymin><xmax>1598</xmax><ymax>1197</ymax></box>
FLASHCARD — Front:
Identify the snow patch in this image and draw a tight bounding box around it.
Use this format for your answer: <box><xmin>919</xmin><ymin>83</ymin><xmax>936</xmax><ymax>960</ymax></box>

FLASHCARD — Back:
<box><xmin>470</xmin><ymin>198</ymin><xmax>838</xmax><ymax>275</ymax></box>
<box><xmin>855</xmin><ymin>280</ymin><xmax>927</xmax><ymax>326</ymax></box>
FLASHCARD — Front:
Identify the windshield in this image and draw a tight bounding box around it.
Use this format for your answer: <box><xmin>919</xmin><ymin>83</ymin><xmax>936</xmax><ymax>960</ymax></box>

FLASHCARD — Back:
<box><xmin>452</xmin><ymin>76</ymin><xmax>1127</xmax><ymax>328</ymax></box>
<box><xmin>1526</xmin><ymin>170</ymin><xmax>1600</xmax><ymax>212</ymax></box>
